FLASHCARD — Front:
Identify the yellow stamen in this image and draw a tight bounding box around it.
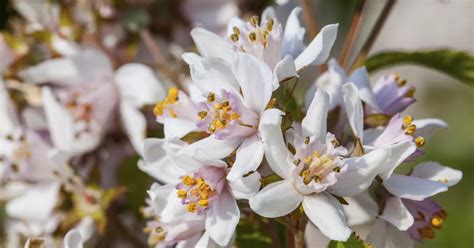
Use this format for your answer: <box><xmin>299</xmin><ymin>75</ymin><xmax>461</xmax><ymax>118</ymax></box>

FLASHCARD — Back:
<box><xmin>197</xmin><ymin>111</ymin><xmax>208</xmax><ymax>120</ymax></box>
<box><xmin>250</xmin><ymin>16</ymin><xmax>259</xmax><ymax>26</ymax></box>
<box><xmin>198</xmin><ymin>199</ymin><xmax>209</xmax><ymax>207</ymax></box>
<box><xmin>293</xmin><ymin>159</ymin><xmax>301</xmax><ymax>166</ymax></box>
<box><xmin>249</xmin><ymin>32</ymin><xmax>257</xmax><ymax>42</ymax></box>
<box><xmin>187</xmin><ymin>203</ymin><xmax>197</xmax><ymax>213</ymax></box>
<box><xmin>431</xmin><ymin>216</ymin><xmax>443</xmax><ymax>228</ymax></box>
<box><xmin>207</xmin><ymin>92</ymin><xmax>216</xmax><ymax>102</ymax></box>
<box><xmin>230</xmin><ymin>33</ymin><xmax>239</xmax><ymax>42</ymax></box>
<box><xmin>304</xmin><ymin>156</ymin><xmax>313</xmax><ymax>164</ymax></box>
<box><xmin>304</xmin><ymin>136</ymin><xmax>310</xmax><ymax>144</ymax></box>
<box><xmin>232</xmin><ymin>26</ymin><xmax>240</xmax><ymax>35</ymax></box>
<box><xmin>312</xmin><ymin>151</ymin><xmax>320</xmax><ymax>158</ymax></box>
<box><xmin>415</xmin><ymin>136</ymin><xmax>425</xmax><ymax>147</ymax></box>
<box><xmin>176</xmin><ymin>190</ymin><xmax>187</xmax><ymax>199</ymax></box>
<box><xmin>405</xmin><ymin>124</ymin><xmax>417</xmax><ymax>135</ymax></box>
<box><xmin>230</xmin><ymin>113</ymin><xmax>240</xmax><ymax>120</ymax></box>
<box><xmin>153</xmin><ymin>87</ymin><xmax>179</xmax><ymax>117</ymax></box>
<box><xmin>403</xmin><ymin>115</ymin><xmax>413</xmax><ymax>127</ymax></box>
<box><xmin>181</xmin><ymin>175</ymin><xmax>197</xmax><ymax>186</ymax></box>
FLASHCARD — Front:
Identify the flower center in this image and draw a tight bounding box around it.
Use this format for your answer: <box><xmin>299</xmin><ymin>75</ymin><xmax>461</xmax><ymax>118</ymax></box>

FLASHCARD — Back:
<box><xmin>153</xmin><ymin>87</ymin><xmax>179</xmax><ymax>118</ymax></box>
<box><xmin>402</xmin><ymin>115</ymin><xmax>425</xmax><ymax>147</ymax></box>
<box><xmin>229</xmin><ymin>15</ymin><xmax>276</xmax><ymax>49</ymax></box>
<box><xmin>197</xmin><ymin>92</ymin><xmax>245</xmax><ymax>134</ymax></box>
<box><xmin>176</xmin><ymin>175</ymin><xmax>216</xmax><ymax>214</ymax></box>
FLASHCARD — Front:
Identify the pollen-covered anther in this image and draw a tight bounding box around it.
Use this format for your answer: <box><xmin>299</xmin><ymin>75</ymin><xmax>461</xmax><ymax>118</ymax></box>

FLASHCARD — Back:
<box><xmin>153</xmin><ymin>87</ymin><xmax>179</xmax><ymax>117</ymax></box>
<box><xmin>232</xmin><ymin>26</ymin><xmax>240</xmax><ymax>35</ymax></box>
<box><xmin>431</xmin><ymin>216</ymin><xmax>443</xmax><ymax>228</ymax></box>
<box><xmin>187</xmin><ymin>203</ymin><xmax>197</xmax><ymax>213</ymax></box>
<box><xmin>207</xmin><ymin>92</ymin><xmax>216</xmax><ymax>102</ymax></box>
<box><xmin>418</xmin><ymin>226</ymin><xmax>435</xmax><ymax>239</ymax></box>
<box><xmin>415</xmin><ymin>136</ymin><xmax>425</xmax><ymax>147</ymax></box>
<box><xmin>197</xmin><ymin>111</ymin><xmax>208</xmax><ymax>120</ymax></box>
<box><xmin>248</xmin><ymin>32</ymin><xmax>257</xmax><ymax>42</ymax></box>
<box><xmin>304</xmin><ymin>136</ymin><xmax>310</xmax><ymax>144</ymax></box>
<box><xmin>402</xmin><ymin>115</ymin><xmax>414</xmax><ymax>127</ymax></box>
<box><xmin>405</xmin><ymin>124</ymin><xmax>417</xmax><ymax>135</ymax></box>
<box><xmin>181</xmin><ymin>175</ymin><xmax>197</xmax><ymax>186</ymax></box>
<box><xmin>176</xmin><ymin>190</ymin><xmax>187</xmax><ymax>199</ymax></box>
<box><xmin>265</xmin><ymin>18</ymin><xmax>274</xmax><ymax>32</ymax></box>
<box><xmin>250</xmin><ymin>15</ymin><xmax>259</xmax><ymax>26</ymax></box>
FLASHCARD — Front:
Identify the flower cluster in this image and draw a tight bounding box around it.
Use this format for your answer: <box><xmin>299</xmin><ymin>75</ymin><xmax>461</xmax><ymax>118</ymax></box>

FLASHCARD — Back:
<box><xmin>0</xmin><ymin>1</ymin><xmax>463</xmax><ymax>248</ymax></box>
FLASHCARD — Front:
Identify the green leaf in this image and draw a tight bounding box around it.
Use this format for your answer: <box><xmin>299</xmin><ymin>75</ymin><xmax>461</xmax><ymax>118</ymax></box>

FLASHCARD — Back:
<box><xmin>366</xmin><ymin>50</ymin><xmax>474</xmax><ymax>85</ymax></box>
<box><xmin>236</xmin><ymin>219</ymin><xmax>273</xmax><ymax>248</ymax></box>
<box><xmin>118</xmin><ymin>156</ymin><xmax>151</xmax><ymax>217</ymax></box>
<box><xmin>328</xmin><ymin>233</ymin><xmax>372</xmax><ymax>248</ymax></box>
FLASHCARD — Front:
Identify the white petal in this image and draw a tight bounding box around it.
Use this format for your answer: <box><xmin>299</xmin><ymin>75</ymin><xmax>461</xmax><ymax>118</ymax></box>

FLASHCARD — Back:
<box><xmin>410</xmin><ymin>161</ymin><xmax>462</xmax><ymax>187</ymax></box>
<box><xmin>261</xmin><ymin>6</ymin><xmax>276</xmax><ymax>20</ymax></box>
<box><xmin>294</xmin><ymin>24</ymin><xmax>338</xmax><ymax>70</ymax></box>
<box><xmin>347</xmin><ymin>67</ymin><xmax>381</xmax><ymax>112</ymax></box>
<box><xmin>343</xmin><ymin>191</ymin><xmax>379</xmax><ymax>226</ymax></box>
<box><xmin>366</xmin><ymin>218</ymin><xmax>388</xmax><ymax>248</ymax></box>
<box><xmin>233</xmin><ymin>52</ymin><xmax>274</xmax><ymax>112</ymax></box>
<box><xmin>328</xmin><ymin>148</ymin><xmax>390</xmax><ymax>197</ymax></box>
<box><xmin>41</xmin><ymin>87</ymin><xmax>75</xmax><ymax>152</ymax></box>
<box><xmin>190</xmin><ymin>57</ymin><xmax>240</xmax><ymax>94</ymax></box>
<box><xmin>378</xmin><ymin>141</ymin><xmax>417</xmax><ymax>181</ymax></box>
<box><xmin>6</xmin><ymin>182</ymin><xmax>60</xmax><ymax>221</ymax></box>
<box><xmin>181</xmin><ymin>52</ymin><xmax>202</xmax><ymax>65</ymax></box>
<box><xmin>305</xmin><ymin>222</ymin><xmax>331</xmax><ymax>248</ymax></box>
<box><xmin>227</xmin><ymin>135</ymin><xmax>264</xmax><ymax>181</ymax></box>
<box><xmin>249</xmin><ymin>180</ymin><xmax>303</xmax><ymax>218</ymax></box>
<box><xmin>282</xmin><ymin>7</ymin><xmax>305</xmax><ymax>58</ymax></box>
<box><xmin>302</xmin><ymin>88</ymin><xmax>329</xmax><ymax>142</ymax></box>
<box><xmin>161</xmin><ymin>190</ymin><xmax>192</xmax><ymax>223</ymax></box>
<box><xmin>259</xmin><ymin>109</ymin><xmax>292</xmax><ymax>179</ymax></box>
<box><xmin>384</xmin><ymin>174</ymin><xmax>447</xmax><ymax>201</ymax></box>
<box><xmin>206</xmin><ymin>190</ymin><xmax>239</xmax><ymax>246</ymax></box>
<box><xmin>229</xmin><ymin>172</ymin><xmax>261</xmax><ymax>200</ymax></box>
<box><xmin>63</xmin><ymin>229</ymin><xmax>83</xmax><ymax>248</ymax></box>
<box><xmin>114</xmin><ymin>63</ymin><xmax>165</xmax><ymax>107</ymax></box>
<box><xmin>412</xmin><ymin>118</ymin><xmax>448</xmax><ymax>138</ymax></box>
<box><xmin>177</xmin><ymin>135</ymin><xmax>241</xmax><ymax>164</ymax></box>
<box><xmin>274</xmin><ymin>55</ymin><xmax>297</xmax><ymax>87</ymax></box>
<box><xmin>385</xmin><ymin>223</ymin><xmax>414</xmax><ymax>248</ymax></box>
<box><xmin>140</xmin><ymin>138</ymin><xmax>184</xmax><ymax>184</ymax></box>
<box><xmin>302</xmin><ymin>193</ymin><xmax>351</xmax><ymax>241</ymax></box>
<box><xmin>342</xmin><ymin>82</ymin><xmax>363</xmax><ymax>141</ymax></box>
<box><xmin>19</xmin><ymin>48</ymin><xmax>112</xmax><ymax>86</ymax></box>
<box><xmin>380</xmin><ymin>196</ymin><xmax>414</xmax><ymax>231</ymax></box>
<box><xmin>0</xmin><ymin>80</ymin><xmax>19</xmax><ymax>136</ymax></box>
<box><xmin>163</xmin><ymin>117</ymin><xmax>197</xmax><ymax>139</ymax></box>
<box><xmin>148</xmin><ymin>184</ymin><xmax>175</xmax><ymax>215</ymax></box>
<box><xmin>120</xmin><ymin>102</ymin><xmax>146</xmax><ymax>155</ymax></box>
<box><xmin>190</xmin><ymin>28</ymin><xmax>234</xmax><ymax>65</ymax></box>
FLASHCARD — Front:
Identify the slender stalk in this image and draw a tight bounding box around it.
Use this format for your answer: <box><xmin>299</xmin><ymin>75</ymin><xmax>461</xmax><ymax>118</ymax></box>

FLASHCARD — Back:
<box><xmin>139</xmin><ymin>29</ymin><xmax>183</xmax><ymax>88</ymax></box>
<box><xmin>349</xmin><ymin>0</ymin><xmax>396</xmax><ymax>71</ymax></box>
<box><xmin>294</xmin><ymin>229</ymin><xmax>305</xmax><ymax>248</ymax></box>
<box><xmin>299</xmin><ymin>0</ymin><xmax>319</xmax><ymax>39</ymax></box>
<box><xmin>338</xmin><ymin>0</ymin><xmax>366</xmax><ymax>68</ymax></box>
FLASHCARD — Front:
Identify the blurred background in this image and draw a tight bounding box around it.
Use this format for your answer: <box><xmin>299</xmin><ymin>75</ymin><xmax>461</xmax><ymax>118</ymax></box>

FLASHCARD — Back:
<box><xmin>1</xmin><ymin>0</ymin><xmax>472</xmax><ymax>247</ymax></box>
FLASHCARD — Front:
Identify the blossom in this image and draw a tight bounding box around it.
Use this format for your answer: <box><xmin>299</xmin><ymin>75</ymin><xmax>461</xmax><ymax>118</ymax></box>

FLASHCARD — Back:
<box><xmin>154</xmin><ymin>52</ymin><xmax>276</xmax><ymax>181</ymax></box>
<box><xmin>249</xmin><ymin>89</ymin><xmax>390</xmax><ymax>241</ymax></box>
<box><xmin>142</xmin><ymin>138</ymin><xmax>261</xmax><ymax>246</ymax></box>
<box><xmin>19</xmin><ymin>46</ymin><xmax>165</xmax><ymax>155</ymax></box>
<box><xmin>372</xmin><ymin>74</ymin><xmax>416</xmax><ymax>115</ymax></box>
<box><xmin>185</xmin><ymin>7</ymin><xmax>338</xmax><ymax>84</ymax></box>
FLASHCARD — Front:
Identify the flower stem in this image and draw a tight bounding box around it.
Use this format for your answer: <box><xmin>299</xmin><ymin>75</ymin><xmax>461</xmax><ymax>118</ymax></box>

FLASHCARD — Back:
<box><xmin>294</xmin><ymin>229</ymin><xmax>305</xmax><ymax>248</ymax></box>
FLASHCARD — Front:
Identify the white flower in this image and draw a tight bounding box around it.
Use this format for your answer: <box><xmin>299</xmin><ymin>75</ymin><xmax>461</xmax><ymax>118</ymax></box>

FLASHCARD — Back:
<box><xmin>19</xmin><ymin>47</ymin><xmax>165</xmax><ymax>155</ymax></box>
<box><xmin>308</xmin><ymin>59</ymin><xmax>381</xmax><ymax>112</ymax></box>
<box><xmin>142</xmin><ymin>138</ymin><xmax>261</xmax><ymax>246</ymax></box>
<box><xmin>184</xmin><ymin>7</ymin><xmax>338</xmax><ymax>84</ymax></box>
<box><xmin>249</xmin><ymin>89</ymin><xmax>390</xmax><ymax>241</ymax></box>
<box><xmin>154</xmin><ymin>52</ymin><xmax>277</xmax><ymax>181</ymax></box>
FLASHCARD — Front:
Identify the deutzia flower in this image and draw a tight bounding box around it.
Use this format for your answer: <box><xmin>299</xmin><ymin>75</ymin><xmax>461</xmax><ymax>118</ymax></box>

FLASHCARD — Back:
<box><xmin>19</xmin><ymin>46</ymin><xmax>165</xmax><ymax>155</ymax></box>
<box><xmin>154</xmin><ymin>52</ymin><xmax>276</xmax><ymax>181</ymax></box>
<box><xmin>249</xmin><ymin>89</ymin><xmax>390</xmax><ymax>241</ymax></box>
<box><xmin>184</xmin><ymin>7</ymin><xmax>338</xmax><ymax>84</ymax></box>
<box><xmin>142</xmin><ymin>137</ymin><xmax>261</xmax><ymax>246</ymax></box>
<box><xmin>371</xmin><ymin>74</ymin><xmax>416</xmax><ymax>115</ymax></box>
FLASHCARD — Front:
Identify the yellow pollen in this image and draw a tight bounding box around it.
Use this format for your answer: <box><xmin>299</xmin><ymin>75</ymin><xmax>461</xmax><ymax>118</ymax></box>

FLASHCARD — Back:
<box><xmin>320</xmin><ymin>154</ymin><xmax>331</xmax><ymax>164</ymax></box>
<box><xmin>230</xmin><ymin>113</ymin><xmax>240</xmax><ymax>120</ymax></box>
<box><xmin>230</xmin><ymin>33</ymin><xmax>239</xmax><ymax>42</ymax></box>
<box><xmin>250</xmin><ymin>15</ymin><xmax>259</xmax><ymax>26</ymax></box>
<box><xmin>249</xmin><ymin>32</ymin><xmax>257</xmax><ymax>42</ymax></box>
<box><xmin>300</xmin><ymin>169</ymin><xmax>309</xmax><ymax>177</ymax></box>
<box><xmin>207</xmin><ymin>92</ymin><xmax>216</xmax><ymax>102</ymax></box>
<box><xmin>181</xmin><ymin>175</ymin><xmax>197</xmax><ymax>186</ymax></box>
<box><xmin>155</xmin><ymin>227</ymin><xmax>164</xmax><ymax>233</ymax></box>
<box><xmin>312</xmin><ymin>151</ymin><xmax>320</xmax><ymax>158</ymax></box>
<box><xmin>197</xmin><ymin>111</ymin><xmax>208</xmax><ymax>120</ymax></box>
<box><xmin>176</xmin><ymin>190</ymin><xmax>187</xmax><ymax>199</ymax></box>
<box><xmin>405</xmin><ymin>124</ymin><xmax>417</xmax><ymax>135</ymax></box>
<box><xmin>153</xmin><ymin>87</ymin><xmax>179</xmax><ymax>117</ymax></box>
<box><xmin>415</xmin><ymin>136</ymin><xmax>425</xmax><ymax>147</ymax></box>
<box><xmin>304</xmin><ymin>156</ymin><xmax>313</xmax><ymax>164</ymax></box>
<box><xmin>232</xmin><ymin>26</ymin><xmax>240</xmax><ymax>35</ymax></box>
<box><xmin>214</xmin><ymin>103</ymin><xmax>223</xmax><ymax>110</ymax></box>
<box><xmin>403</xmin><ymin>115</ymin><xmax>413</xmax><ymax>127</ymax></box>
<box><xmin>187</xmin><ymin>203</ymin><xmax>197</xmax><ymax>213</ymax></box>
<box><xmin>143</xmin><ymin>227</ymin><xmax>152</xmax><ymax>233</ymax></box>
<box><xmin>431</xmin><ymin>216</ymin><xmax>443</xmax><ymax>228</ymax></box>
<box><xmin>198</xmin><ymin>199</ymin><xmax>209</xmax><ymax>207</ymax></box>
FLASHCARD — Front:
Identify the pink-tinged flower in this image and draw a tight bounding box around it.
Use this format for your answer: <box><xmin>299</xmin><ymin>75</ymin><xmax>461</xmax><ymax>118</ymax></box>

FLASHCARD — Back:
<box><xmin>249</xmin><ymin>89</ymin><xmax>390</xmax><ymax>241</ymax></box>
<box><xmin>184</xmin><ymin>7</ymin><xmax>338</xmax><ymax>84</ymax></box>
<box><xmin>372</xmin><ymin>74</ymin><xmax>416</xmax><ymax>115</ymax></box>
<box><xmin>154</xmin><ymin>53</ymin><xmax>277</xmax><ymax>181</ymax></box>
<box><xmin>403</xmin><ymin>198</ymin><xmax>447</xmax><ymax>241</ymax></box>
<box><xmin>142</xmin><ymin>139</ymin><xmax>261</xmax><ymax>246</ymax></box>
<box><xmin>19</xmin><ymin>47</ymin><xmax>165</xmax><ymax>155</ymax></box>
<box><xmin>308</xmin><ymin>59</ymin><xmax>381</xmax><ymax>112</ymax></box>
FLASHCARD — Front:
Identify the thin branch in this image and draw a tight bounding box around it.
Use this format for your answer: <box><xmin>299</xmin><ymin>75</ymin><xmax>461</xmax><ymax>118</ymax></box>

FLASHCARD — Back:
<box><xmin>338</xmin><ymin>0</ymin><xmax>366</xmax><ymax>68</ymax></box>
<box><xmin>299</xmin><ymin>0</ymin><xmax>319</xmax><ymax>39</ymax></box>
<box><xmin>349</xmin><ymin>0</ymin><xmax>397</xmax><ymax>71</ymax></box>
<box><xmin>139</xmin><ymin>29</ymin><xmax>184</xmax><ymax>89</ymax></box>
